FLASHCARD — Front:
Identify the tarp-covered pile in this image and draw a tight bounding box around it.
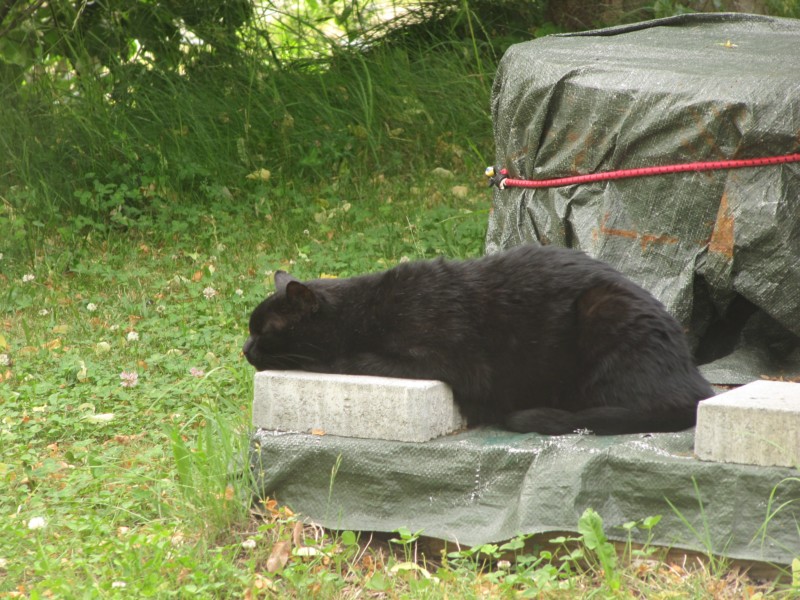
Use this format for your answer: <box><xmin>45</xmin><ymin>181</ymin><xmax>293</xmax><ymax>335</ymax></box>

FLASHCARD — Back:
<box><xmin>486</xmin><ymin>13</ymin><xmax>800</xmax><ymax>383</ymax></box>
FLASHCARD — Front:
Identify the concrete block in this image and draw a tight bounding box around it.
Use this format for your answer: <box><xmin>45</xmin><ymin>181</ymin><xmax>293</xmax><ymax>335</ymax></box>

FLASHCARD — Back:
<box><xmin>695</xmin><ymin>380</ymin><xmax>800</xmax><ymax>468</ymax></box>
<box><xmin>253</xmin><ymin>370</ymin><xmax>466</xmax><ymax>442</ymax></box>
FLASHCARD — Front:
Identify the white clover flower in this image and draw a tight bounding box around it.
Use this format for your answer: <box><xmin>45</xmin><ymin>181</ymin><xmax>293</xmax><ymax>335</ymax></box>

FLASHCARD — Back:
<box><xmin>22</xmin><ymin>274</ymin><xmax>35</xmax><ymax>283</ymax></box>
<box><xmin>203</xmin><ymin>286</ymin><xmax>217</xmax><ymax>299</ymax></box>
<box><xmin>126</xmin><ymin>331</ymin><xmax>139</xmax><ymax>342</ymax></box>
<box><xmin>120</xmin><ymin>371</ymin><xmax>138</xmax><ymax>387</ymax></box>
<box><xmin>235</xmin><ymin>289</ymin><xmax>243</xmax><ymax>296</ymax></box>
<box><xmin>0</xmin><ymin>354</ymin><xmax>9</xmax><ymax>367</ymax></box>
<box><xmin>86</xmin><ymin>303</ymin><xmax>98</xmax><ymax>312</ymax></box>
<box><xmin>190</xmin><ymin>367</ymin><xmax>205</xmax><ymax>378</ymax></box>
<box><xmin>109</xmin><ymin>324</ymin><xmax>120</xmax><ymax>331</ymax></box>
<box><xmin>39</xmin><ymin>309</ymin><xmax>49</xmax><ymax>316</ymax></box>
<box><xmin>95</xmin><ymin>341</ymin><xmax>111</xmax><ymax>355</ymax></box>
<box><xmin>111</xmin><ymin>581</ymin><xmax>127</xmax><ymax>589</ymax></box>
<box><xmin>241</xmin><ymin>539</ymin><xmax>257</xmax><ymax>550</ymax></box>
<box><xmin>28</xmin><ymin>517</ymin><xmax>47</xmax><ymax>530</ymax></box>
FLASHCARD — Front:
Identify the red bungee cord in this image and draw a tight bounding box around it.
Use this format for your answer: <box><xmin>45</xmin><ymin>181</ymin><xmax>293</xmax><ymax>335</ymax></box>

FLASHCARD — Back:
<box><xmin>485</xmin><ymin>153</ymin><xmax>800</xmax><ymax>189</ymax></box>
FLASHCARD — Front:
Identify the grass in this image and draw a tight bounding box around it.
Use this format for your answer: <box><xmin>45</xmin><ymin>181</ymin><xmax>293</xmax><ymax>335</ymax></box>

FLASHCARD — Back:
<box><xmin>0</xmin><ymin>172</ymin><xmax>487</xmax><ymax>597</ymax></box>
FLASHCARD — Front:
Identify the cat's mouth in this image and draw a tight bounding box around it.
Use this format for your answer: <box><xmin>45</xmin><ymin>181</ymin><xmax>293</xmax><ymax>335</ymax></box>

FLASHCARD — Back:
<box><xmin>243</xmin><ymin>337</ymin><xmax>272</xmax><ymax>371</ymax></box>
<box><xmin>242</xmin><ymin>335</ymin><xmax>265</xmax><ymax>369</ymax></box>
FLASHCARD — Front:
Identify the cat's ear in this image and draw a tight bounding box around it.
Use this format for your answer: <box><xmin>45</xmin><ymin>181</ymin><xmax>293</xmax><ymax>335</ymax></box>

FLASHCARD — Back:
<box><xmin>286</xmin><ymin>281</ymin><xmax>319</xmax><ymax>314</ymax></box>
<box><xmin>274</xmin><ymin>270</ymin><xmax>299</xmax><ymax>294</ymax></box>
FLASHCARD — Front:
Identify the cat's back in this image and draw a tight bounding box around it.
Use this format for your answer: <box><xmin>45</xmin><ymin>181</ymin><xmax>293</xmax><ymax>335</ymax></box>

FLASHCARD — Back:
<box><xmin>348</xmin><ymin>243</ymin><xmax>658</xmax><ymax>321</ymax></box>
<box><xmin>478</xmin><ymin>244</ymin><xmax>632</xmax><ymax>296</ymax></box>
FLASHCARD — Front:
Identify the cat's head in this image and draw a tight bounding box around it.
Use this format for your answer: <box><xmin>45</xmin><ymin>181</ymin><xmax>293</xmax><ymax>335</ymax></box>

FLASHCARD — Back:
<box><xmin>243</xmin><ymin>271</ymin><xmax>330</xmax><ymax>371</ymax></box>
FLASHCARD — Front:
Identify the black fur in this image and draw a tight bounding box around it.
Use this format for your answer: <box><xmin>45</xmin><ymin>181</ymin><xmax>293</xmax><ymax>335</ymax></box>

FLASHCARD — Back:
<box><xmin>243</xmin><ymin>245</ymin><xmax>713</xmax><ymax>435</ymax></box>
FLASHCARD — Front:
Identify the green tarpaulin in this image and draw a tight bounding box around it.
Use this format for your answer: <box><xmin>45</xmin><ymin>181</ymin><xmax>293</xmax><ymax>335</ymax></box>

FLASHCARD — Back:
<box><xmin>252</xmin><ymin>427</ymin><xmax>800</xmax><ymax>564</ymax></box>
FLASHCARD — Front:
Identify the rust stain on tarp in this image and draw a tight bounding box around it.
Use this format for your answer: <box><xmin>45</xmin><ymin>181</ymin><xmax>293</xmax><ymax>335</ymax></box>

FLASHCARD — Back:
<box><xmin>640</xmin><ymin>232</ymin><xmax>680</xmax><ymax>252</ymax></box>
<box><xmin>708</xmin><ymin>192</ymin><xmax>735</xmax><ymax>258</ymax></box>
<box><xmin>596</xmin><ymin>213</ymin><xmax>679</xmax><ymax>252</ymax></box>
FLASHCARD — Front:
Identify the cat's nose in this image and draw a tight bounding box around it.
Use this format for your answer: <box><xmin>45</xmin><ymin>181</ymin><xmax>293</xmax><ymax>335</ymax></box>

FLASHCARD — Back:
<box><xmin>242</xmin><ymin>336</ymin><xmax>255</xmax><ymax>356</ymax></box>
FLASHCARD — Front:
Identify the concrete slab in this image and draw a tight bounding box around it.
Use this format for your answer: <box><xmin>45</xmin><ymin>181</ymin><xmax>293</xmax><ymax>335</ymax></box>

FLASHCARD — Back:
<box><xmin>253</xmin><ymin>370</ymin><xmax>466</xmax><ymax>442</ymax></box>
<box><xmin>695</xmin><ymin>380</ymin><xmax>800</xmax><ymax>468</ymax></box>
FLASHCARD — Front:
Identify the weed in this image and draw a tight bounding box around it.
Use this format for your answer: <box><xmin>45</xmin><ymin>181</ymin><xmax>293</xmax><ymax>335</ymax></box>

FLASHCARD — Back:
<box><xmin>754</xmin><ymin>476</ymin><xmax>800</xmax><ymax>587</ymax></box>
<box><xmin>666</xmin><ymin>477</ymin><xmax>732</xmax><ymax>576</ymax></box>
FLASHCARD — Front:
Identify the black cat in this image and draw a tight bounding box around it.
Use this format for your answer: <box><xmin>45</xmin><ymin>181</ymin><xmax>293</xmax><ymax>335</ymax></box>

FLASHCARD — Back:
<box><xmin>243</xmin><ymin>244</ymin><xmax>713</xmax><ymax>435</ymax></box>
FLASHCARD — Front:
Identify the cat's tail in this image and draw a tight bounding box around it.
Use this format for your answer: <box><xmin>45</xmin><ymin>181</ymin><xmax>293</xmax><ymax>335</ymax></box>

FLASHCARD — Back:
<box><xmin>504</xmin><ymin>405</ymin><xmax>700</xmax><ymax>436</ymax></box>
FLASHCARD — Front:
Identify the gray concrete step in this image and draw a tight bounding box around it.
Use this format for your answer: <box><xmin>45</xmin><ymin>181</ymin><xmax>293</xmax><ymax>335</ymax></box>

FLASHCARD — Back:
<box><xmin>253</xmin><ymin>370</ymin><xmax>466</xmax><ymax>442</ymax></box>
<box><xmin>695</xmin><ymin>380</ymin><xmax>800</xmax><ymax>468</ymax></box>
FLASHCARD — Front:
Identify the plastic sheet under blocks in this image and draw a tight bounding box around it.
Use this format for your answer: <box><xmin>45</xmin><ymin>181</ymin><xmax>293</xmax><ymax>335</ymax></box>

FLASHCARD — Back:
<box><xmin>695</xmin><ymin>380</ymin><xmax>800</xmax><ymax>468</ymax></box>
<box><xmin>252</xmin><ymin>370</ymin><xmax>467</xmax><ymax>442</ymax></box>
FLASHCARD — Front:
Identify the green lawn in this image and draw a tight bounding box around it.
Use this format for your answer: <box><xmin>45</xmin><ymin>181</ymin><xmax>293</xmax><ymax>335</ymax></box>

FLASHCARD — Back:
<box><xmin>2</xmin><ymin>173</ymin><xmax>794</xmax><ymax>597</ymax></box>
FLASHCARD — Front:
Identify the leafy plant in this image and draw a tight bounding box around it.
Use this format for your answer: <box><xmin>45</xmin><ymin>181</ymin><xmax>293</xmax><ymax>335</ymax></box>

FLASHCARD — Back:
<box><xmin>621</xmin><ymin>514</ymin><xmax>662</xmax><ymax>560</ymax></box>
<box><xmin>577</xmin><ymin>508</ymin><xmax>621</xmax><ymax>590</ymax></box>
<box><xmin>389</xmin><ymin>526</ymin><xmax>424</xmax><ymax>564</ymax></box>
